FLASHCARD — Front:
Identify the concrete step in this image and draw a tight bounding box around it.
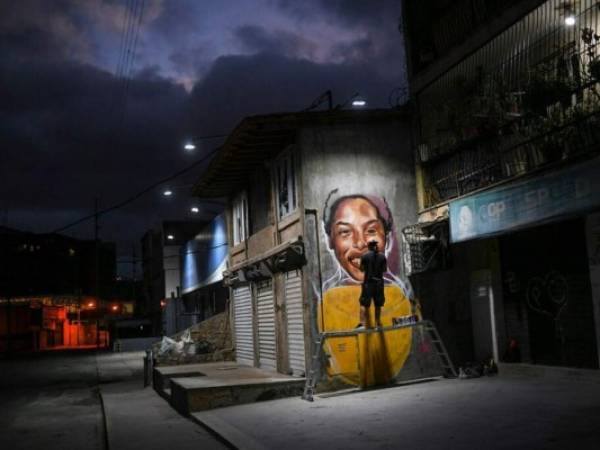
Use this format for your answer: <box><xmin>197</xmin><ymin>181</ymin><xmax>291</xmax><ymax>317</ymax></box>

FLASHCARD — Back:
<box><xmin>170</xmin><ymin>376</ymin><xmax>305</xmax><ymax>415</ymax></box>
<box><xmin>154</xmin><ymin>361</ymin><xmax>306</xmax><ymax>415</ymax></box>
<box><xmin>153</xmin><ymin>365</ymin><xmax>206</xmax><ymax>396</ymax></box>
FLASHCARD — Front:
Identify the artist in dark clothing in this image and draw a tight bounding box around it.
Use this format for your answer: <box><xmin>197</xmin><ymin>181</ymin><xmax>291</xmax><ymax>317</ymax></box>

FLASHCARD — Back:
<box><xmin>358</xmin><ymin>240</ymin><xmax>387</xmax><ymax>329</ymax></box>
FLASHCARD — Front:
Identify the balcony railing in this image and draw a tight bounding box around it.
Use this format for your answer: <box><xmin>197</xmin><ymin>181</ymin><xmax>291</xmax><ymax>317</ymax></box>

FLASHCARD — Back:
<box><xmin>419</xmin><ymin>3</ymin><xmax>600</xmax><ymax>209</ymax></box>
<box><xmin>423</xmin><ymin>110</ymin><xmax>600</xmax><ymax>207</ymax></box>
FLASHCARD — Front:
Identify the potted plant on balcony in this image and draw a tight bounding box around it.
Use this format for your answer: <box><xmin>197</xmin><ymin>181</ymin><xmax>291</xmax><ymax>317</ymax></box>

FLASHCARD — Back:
<box><xmin>523</xmin><ymin>72</ymin><xmax>572</xmax><ymax>116</ymax></box>
<box><xmin>582</xmin><ymin>27</ymin><xmax>600</xmax><ymax>81</ymax></box>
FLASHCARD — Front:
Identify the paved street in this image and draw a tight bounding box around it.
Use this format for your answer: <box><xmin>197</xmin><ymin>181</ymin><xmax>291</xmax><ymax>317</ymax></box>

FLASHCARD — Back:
<box><xmin>192</xmin><ymin>374</ymin><xmax>600</xmax><ymax>450</ymax></box>
<box><xmin>0</xmin><ymin>351</ymin><xmax>106</xmax><ymax>450</ymax></box>
<box><xmin>2</xmin><ymin>351</ymin><xmax>600</xmax><ymax>450</ymax></box>
<box><xmin>0</xmin><ymin>351</ymin><xmax>226</xmax><ymax>450</ymax></box>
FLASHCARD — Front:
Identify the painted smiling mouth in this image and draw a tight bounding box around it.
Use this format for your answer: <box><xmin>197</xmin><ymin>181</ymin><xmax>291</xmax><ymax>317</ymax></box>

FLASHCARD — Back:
<box><xmin>349</xmin><ymin>257</ymin><xmax>361</xmax><ymax>269</ymax></box>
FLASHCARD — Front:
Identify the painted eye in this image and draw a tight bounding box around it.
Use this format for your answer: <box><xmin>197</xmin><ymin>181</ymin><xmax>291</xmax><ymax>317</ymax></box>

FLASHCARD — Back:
<box><xmin>338</xmin><ymin>228</ymin><xmax>351</xmax><ymax>237</ymax></box>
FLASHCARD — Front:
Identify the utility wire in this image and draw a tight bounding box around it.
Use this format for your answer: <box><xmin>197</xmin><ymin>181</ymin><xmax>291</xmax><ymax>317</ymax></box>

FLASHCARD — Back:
<box><xmin>121</xmin><ymin>0</ymin><xmax>145</xmax><ymax>114</ymax></box>
<box><xmin>114</xmin><ymin>0</ymin><xmax>131</xmax><ymax>82</ymax></box>
<box><xmin>50</xmin><ymin>138</ymin><xmax>228</xmax><ymax>235</ymax></box>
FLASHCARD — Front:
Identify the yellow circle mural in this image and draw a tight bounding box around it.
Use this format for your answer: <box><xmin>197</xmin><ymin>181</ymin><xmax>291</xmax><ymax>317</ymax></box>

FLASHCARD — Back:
<box><xmin>319</xmin><ymin>284</ymin><xmax>412</xmax><ymax>387</ymax></box>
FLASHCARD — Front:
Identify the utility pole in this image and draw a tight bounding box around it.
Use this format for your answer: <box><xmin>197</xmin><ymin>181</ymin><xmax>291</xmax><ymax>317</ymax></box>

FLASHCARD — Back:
<box><xmin>132</xmin><ymin>244</ymin><xmax>137</xmax><ymax>303</ymax></box>
<box><xmin>6</xmin><ymin>297</ymin><xmax>10</xmax><ymax>355</ymax></box>
<box><xmin>94</xmin><ymin>197</ymin><xmax>100</xmax><ymax>349</ymax></box>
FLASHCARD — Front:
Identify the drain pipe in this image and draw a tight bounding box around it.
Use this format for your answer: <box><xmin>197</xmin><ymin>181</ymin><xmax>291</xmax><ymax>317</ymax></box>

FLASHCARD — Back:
<box><xmin>304</xmin><ymin>209</ymin><xmax>325</xmax><ymax>334</ymax></box>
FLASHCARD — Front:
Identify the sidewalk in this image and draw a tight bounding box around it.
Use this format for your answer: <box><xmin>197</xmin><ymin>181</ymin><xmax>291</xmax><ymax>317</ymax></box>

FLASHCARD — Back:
<box><xmin>190</xmin><ymin>375</ymin><xmax>600</xmax><ymax>450</ymax></box>
<box><xmin>97</xmin><ymin>352</ymin><xmax>228</xmax><ymax>450</ymax></box>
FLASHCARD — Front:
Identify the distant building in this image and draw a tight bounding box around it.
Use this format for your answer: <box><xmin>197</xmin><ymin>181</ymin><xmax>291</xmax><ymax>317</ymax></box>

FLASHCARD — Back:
<box><xmin>0</xmin><ymin>226</ymin><xmax>115</xmax><ymax>298</ymax></box>
<box><xmin>140</xmin><ymin>221</ymin><xmax>206</xmax><ymax>334</ymax></box>
<box><xmin>0</xmin><ymin>226</ymin><xmax>117</xmax><ymax>352</ymax></box>
<box><xmin>164</xmin><ymin>214</ymin><xmax>229</xmax><ymax>336</ymax></box>
<box><xmin>403</xmin><ymin>0</ymin><xmax>600</xmax><ymax>369</ymax></box>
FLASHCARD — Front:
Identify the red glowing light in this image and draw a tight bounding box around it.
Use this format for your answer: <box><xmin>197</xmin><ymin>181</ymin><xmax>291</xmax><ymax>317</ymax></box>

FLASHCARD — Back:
<box><xmin>87</xmin><ymin>302</ymin><xmax>95</xmax><ymax>308</ymax></box>
<box><xmin>111</xmin><ymin>305</ymin><xmax>119</xmax><ymax>311</ymax></box>
<box><xmin>160</xmin><ymin>300</ymin><xmax>166</xmax><ymax>308</ymax></box>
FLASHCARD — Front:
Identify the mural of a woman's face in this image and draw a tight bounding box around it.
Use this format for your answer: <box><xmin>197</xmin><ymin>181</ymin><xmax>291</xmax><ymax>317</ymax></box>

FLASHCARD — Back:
<box><xmin>329</xmin><ymin>197</ymin><xmax>386</xmax><ymax>282</ymax></box>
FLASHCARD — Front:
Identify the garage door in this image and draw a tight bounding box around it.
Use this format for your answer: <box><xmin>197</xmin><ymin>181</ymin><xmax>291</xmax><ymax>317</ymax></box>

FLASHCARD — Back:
<box><xmin>256</xmin><ymin>280</ymin><xmax>277</xmax><ymax>370</ymax></box>
<box><xmin>285</xmin><ymin>270</ymin><xmax>306</xmax><ymax>376</ymax></box>
<box><xmin>233</xmin><ymin>285</ymin><xmax>254</xmax><ymax>366</ymax></box>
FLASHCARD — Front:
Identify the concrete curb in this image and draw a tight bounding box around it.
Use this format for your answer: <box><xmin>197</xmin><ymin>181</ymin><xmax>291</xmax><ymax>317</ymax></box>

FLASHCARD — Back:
<box><xmin>98</xmin><ymin>387</ymin><xmax>111</xmax><ymax>450</ymax></box>
<box><xmin>190</xmin><ymin>411</ymin><xmax>268</xmax><ymax>450</ymax></box>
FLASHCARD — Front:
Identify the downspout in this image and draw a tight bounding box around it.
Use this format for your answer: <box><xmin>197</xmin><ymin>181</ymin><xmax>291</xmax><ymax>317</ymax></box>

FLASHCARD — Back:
<box><xmin>304</xmin><ymin>209</ymin><xmax>324</xmax><ymax>333</ymax></box>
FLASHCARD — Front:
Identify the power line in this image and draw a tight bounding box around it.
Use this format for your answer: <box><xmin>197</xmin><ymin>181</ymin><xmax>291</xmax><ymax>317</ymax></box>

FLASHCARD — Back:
<box><xmin>114</xmin><ymin>0</ymin><xmax>132</xmax><ymax>81</ymax></box>
<box><xmin>50</xmin><ymin>138</ymin><xmax>227</xmax><ymax>235</ymax></box>
<box><xmin>121</xmin><ymin>0</ymin><xmax>146</xmax><ymax>115</ymax></box>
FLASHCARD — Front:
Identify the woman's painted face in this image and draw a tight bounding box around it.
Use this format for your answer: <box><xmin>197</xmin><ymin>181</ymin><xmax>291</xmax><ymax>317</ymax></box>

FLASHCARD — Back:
<box><xmin>330</xmin><ymin>197</ymin><xmax>386</xmax><ymax>281</ymax></box>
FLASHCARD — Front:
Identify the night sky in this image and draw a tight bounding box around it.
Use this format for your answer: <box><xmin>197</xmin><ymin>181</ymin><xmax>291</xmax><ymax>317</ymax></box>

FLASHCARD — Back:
<box><xmin>0</xmin><ymin>0</ymin><xmax>408</xmax><ymax>275</ymax></box>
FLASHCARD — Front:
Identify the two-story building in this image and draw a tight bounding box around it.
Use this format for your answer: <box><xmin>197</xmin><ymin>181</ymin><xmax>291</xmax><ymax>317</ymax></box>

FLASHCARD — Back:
<box><xmin>192</xmin><ymin>109</ymin><xmax>419</xmax><ymax>386</ymax></box>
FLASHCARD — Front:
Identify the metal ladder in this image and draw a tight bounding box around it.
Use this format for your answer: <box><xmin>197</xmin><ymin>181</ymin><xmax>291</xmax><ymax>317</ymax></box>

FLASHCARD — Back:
<box><xmin>301</xmin><ymin>319</ymin><xmax>456</xmax><ymax>402</ymax></box>
<box><xmin>302</xmin><ymin>336</ymin><xmax>323</xmax><ymax>401</ymax></box>
<box><xmin>422</xmin><ymin>321</ymin><xmax>457</xmax><ymax>378</ymax></box>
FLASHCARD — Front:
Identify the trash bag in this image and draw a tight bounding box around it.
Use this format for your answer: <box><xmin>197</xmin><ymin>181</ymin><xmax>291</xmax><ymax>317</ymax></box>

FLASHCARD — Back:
<box><xmin>158</xmin><ymin>336</ymin><xmax>177</xmax><ymax>356</ymax></box>
<box><xmin>180</xmin><ymin>329</ymin><xmax>193</xmax><ymax>344</ymax></box>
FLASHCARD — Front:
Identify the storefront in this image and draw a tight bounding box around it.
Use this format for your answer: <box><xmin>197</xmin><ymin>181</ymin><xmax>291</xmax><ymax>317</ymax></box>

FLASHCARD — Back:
<box><xmin>445</xmin><ymin>157</ymin><xmax>600</xmax><ymax>369</ymax></box>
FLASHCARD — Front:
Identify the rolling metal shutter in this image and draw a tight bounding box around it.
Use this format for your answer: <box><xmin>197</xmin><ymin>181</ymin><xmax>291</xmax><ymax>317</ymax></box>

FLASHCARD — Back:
<box><xmin>285</xmin><ymin>270</ymin><xmax>306</xmax><ymax>376</ymax></box>
<box><xmin>233</xmin><ymin>285</ymin><xmax>254</xmax><ymax>366</ymax></box>
<box><xmin>256</xmin><ymin>280</ymin><xmax>277</xmax><ymax>370</ymax></box>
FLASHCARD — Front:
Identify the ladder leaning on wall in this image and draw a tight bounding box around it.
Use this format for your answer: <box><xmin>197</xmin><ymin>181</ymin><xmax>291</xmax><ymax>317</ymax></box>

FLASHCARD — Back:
<box><xmin>302</xmin><ymin>319</ymin><xmax>456</xmax><ymax>402</ymax></box>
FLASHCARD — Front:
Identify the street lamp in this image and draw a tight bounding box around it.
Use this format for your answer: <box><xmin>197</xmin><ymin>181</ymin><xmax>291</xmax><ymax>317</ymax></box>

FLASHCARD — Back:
<box><xmin>160</xmin><ymin>184</ymin><xmax>193</xmax><ymax>198</ymax></box>
<box><xmin>349</xmin><ymin>93</ymin><xmax>367</xmax><ymax>108</ymax></box>
<box><xmin>565</xmin><ymin>15</ymin><xmax>576</xmax><ymax>26</ymax></box>
<box><xmin>167</xmin><ymin>234</ymin><xmax>175</xmax><ymax>241</ymax></box>
<box><xmin>184</xmin><ymin>142</ymin><xmax>196</xmax><ymax>151</ymax></box>
<box><xmin>190</xmin><ymin>206</ymin><xmax>200</xmax><ymax>213</ymax></box>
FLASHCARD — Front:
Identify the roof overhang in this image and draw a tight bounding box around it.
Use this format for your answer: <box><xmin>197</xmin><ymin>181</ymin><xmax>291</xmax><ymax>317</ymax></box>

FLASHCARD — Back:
<box><xmin>192</xmin><ymin>108</ymin><xmax>409</xmax><ymax>198</ymax></box>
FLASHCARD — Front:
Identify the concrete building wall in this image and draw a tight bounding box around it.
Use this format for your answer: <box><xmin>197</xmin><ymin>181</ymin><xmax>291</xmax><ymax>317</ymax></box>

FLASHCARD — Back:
<box><xmin>163</xmin><ymin>245</ymin><xmax>180</xmax><ymax>300</ymax></box>
<box><xmin>299</xmin><ymin>118</ymin><xmax>419</xmax><ymax>386</ymax></box>
<box><xmin>585</xmin><ymin>212</ymin><xmax>600</xmax><ymax>365</ymax></box>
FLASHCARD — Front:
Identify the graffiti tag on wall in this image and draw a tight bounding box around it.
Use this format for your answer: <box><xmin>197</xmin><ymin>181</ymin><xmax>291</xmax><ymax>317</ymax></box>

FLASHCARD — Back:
<box><xmin>526</xmin><ymin>271</ymin><xmax>569</xmax><ymax>318</ymax></box>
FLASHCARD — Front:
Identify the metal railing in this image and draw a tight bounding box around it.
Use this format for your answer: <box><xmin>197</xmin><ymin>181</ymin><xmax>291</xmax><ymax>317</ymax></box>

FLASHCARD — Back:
<box><xmin>302</xmin><ymin>319</ymin><xmax>456</xmax><ymax>401</ymax></box>
<box><xmin>423</xmin><ymin>110</ymin><xmax>600</xmax><ymax>207</ymax></box>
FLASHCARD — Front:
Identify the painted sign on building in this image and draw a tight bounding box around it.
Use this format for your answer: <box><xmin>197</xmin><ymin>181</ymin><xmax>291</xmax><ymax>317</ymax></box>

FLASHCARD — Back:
<box><xmin>449</xmin><ymin>157</ymin><xmax>600</xmax><ymax>243</ymax></box>
<box><xmin>181</xmin><ymin>215</ymin><xmax>228</xmax><ymax>294</ymax></box>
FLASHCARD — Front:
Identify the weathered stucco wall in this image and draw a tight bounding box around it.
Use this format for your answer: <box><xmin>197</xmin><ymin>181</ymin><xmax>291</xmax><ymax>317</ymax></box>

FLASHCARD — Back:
<box><xmin>299</xmin><ymin>118</ymin><xmax>421</xmax><ymax>387</ymax></box>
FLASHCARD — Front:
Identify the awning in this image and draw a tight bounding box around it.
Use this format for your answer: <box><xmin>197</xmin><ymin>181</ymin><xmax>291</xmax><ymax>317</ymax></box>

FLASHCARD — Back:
<box><xmin>449</xmin><ymin>156</ymin><xmax>600</xmax><ymax>243</ymax></box>
<box><xmin>223</xmin><ymin>237</ymin><xmax>306</xmax><ymax>286</ymax></box>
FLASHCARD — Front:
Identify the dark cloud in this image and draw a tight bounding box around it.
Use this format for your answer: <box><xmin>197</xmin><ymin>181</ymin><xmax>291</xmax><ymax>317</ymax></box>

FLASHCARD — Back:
<box><xmin>276</xmin><ymin>0</ymin><xmax>401</xmax><ymax>27</ymax></box>
<box><xmin>329</xmin><ymin>37</ymin><xmax>375</xmax><ymax>64</ymax></box>
<box><xmin>187</xmin><ymin>52</ymin><xmax>395</xmax><ymax>134</ymax></box>
<box><xmin>234</xmin><ymin>25</ymin><xmax>318</xmax><ymax>59</ymax></box>
<box><xmin>0</xmin><ymin>0</ymin><xmax>409</xmax><ymax>275</ymax></box>
<box><xmin>0</xmin><ymin>54</ymin><xmax>192</xmax><ymax>255</ymax></box>
<box><xmin>274</xmin><ymin>0</ymin><xmax>406</xmax><ymax>85</ymax></box>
